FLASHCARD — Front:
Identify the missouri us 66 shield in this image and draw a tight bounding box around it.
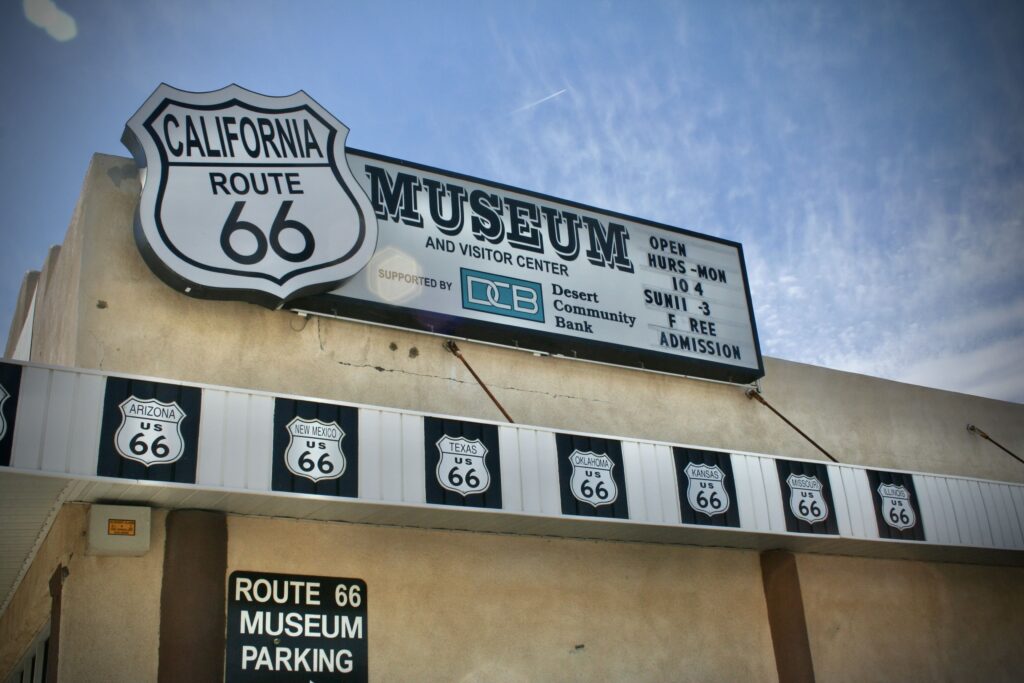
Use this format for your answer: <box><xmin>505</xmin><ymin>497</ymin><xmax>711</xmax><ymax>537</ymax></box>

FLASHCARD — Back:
<box><xmin>123</xmin><ymin>84</ymin><xmax>378</xmax><ymax>306</ymax></box>
<box><xmin>786</xmin><ymin>473</ymin><xmax>829</xmax><ymax>524</ymax></box>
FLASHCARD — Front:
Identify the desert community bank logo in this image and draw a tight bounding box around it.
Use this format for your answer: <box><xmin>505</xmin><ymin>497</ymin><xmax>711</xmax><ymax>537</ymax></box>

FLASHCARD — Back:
<box><xmin>123</xmin><ymin>84</ymin><xmax>378</xmax><ymax>306</ymax></box>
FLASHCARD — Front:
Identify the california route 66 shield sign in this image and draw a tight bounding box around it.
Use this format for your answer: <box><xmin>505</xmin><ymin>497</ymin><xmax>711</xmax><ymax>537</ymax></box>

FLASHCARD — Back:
<box><xmin>569</xmin><ymin>450</ymin><xmax>618</xmax><ymax>507</ymax></box>
<box><xmin>123</xmin><ymin>84</ymin><xmax>378</xmax><ymax>306</ymax></box>
<box><xmin>684</xmin><ymin>462</ymin><xmax>730</xmax><ymax>517</ymax></box>
<box><xmin>435</xmin><ymin>435</ymin><xmax>490</xmax><ymax>496</ymax></box>
<box><xmin>786</xmin><ymin>474</ymin><xmax>829</xmax><ymax>524</ymax></box>
<box><xmin>878</xmin><ymin>483</ymin><xmax>917</xmax><ymax>531</ymax></box>
<box><xmin>284</xmin><ymin>416</ymin><xmax>346</xmax><ymax>483</ymax></box>
<box><xmin>114</xmin><ymin>396</ymin><xmax>186</xmax><ymax>466</ymax></box>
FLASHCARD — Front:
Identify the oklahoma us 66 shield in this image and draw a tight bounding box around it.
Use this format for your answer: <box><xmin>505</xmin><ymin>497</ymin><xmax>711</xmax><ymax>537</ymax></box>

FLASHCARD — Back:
<box><xmin>123</xmin><ymin>84</ymin><xmax>378</xmax><ymax>306</ymax></box>
<box><xmin>285</xmin><ymin>417</ymin><xmax>346</xmax><ymax>483</ymax></box>
<box><xmin>569</xmin><ymin>450</ymin><xmax>618</xmax><ymax>507</ymax></box>
<box><xmin>115</xmin><ymin>396</ymin><xmax>186</xmax><ymax>466</ymax></box>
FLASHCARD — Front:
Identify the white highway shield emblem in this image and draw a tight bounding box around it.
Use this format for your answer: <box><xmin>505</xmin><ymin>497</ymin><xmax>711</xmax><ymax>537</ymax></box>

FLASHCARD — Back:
<box><xmin>684</xmin><ymin>463</ymin><xmax>730</xmax><ymax>517</ymax></box>
<box><xmin>123</xmin><ymin>84</ymin><xmax>378</xmax><ymax>306</ymax></box>
<box><xmin>569</xmin><ymin>450</ymin><xmax>618</xmax><ymax>507</ymax></box>
<box><xmin>0</xmin><ymin>383</ymin><xmax>8</xmax><ymax>441</ymax></box>
<box><xmin>436</xmin><ymin>435</ymin><xmax>490</xmax><ymax>496</ymax></box>
<box><xmin>285</xmin><ymin>417</ymin><xmax>346</xmax><ymax>482</ymax></box>
<box><xmin>115</xmin><ymin>397</ymin><xmax>186</xmax><ymax>466</ymax></box>
<box><xmin>878</xmin><ymin>483</ymin><xmax>916</xmax><ymax>530</ymax></box>
<box><xmin>787</xmin><ymin>474</ymin><xmax>828</xmax><ymax>524</ymax></box>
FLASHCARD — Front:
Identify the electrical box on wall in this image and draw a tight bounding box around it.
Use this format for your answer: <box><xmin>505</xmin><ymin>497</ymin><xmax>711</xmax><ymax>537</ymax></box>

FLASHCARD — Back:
<box><xmin>87</xmin><ymin>504</ymin><xmax>151</xmax><ymax>556</ymax></box>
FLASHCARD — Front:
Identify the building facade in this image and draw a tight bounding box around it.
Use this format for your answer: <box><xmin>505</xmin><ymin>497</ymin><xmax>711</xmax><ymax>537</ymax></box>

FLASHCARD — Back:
<box><xmin>1</xmin><ymin>152</ymin><xmax>1023</xmax><ymax>682</ymax></box>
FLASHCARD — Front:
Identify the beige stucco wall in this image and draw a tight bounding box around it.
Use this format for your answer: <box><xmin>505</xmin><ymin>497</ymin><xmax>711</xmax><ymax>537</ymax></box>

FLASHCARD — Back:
<box><xmin>227</xmin><ymin>514</ymin><xmax>777</xmax><ymax>682</ymax></box>
<box><xmin>17</xmin><ymin>152</ymin><xmax>1023</xmax><ymax>486</ymax></box>
<box><xmin>0</xmin><ymin>503</ymin><xmax>164</xmax><ymax>682</ymax></box>
<box><xmin>797</xmin><ymin>552</ymin><xmax>1024</xmax><ymax>682</ymax></box>
<box><xmin>56</xmin><ymin>506</ymin><xmax>166</xmax><ymax>682</ymax></box>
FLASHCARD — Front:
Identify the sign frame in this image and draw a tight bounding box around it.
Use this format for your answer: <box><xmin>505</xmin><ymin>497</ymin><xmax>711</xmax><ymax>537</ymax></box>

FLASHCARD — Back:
<box><xmin>291</xmin><ymin>148</ymin><xmax>765</xmax><ymax>385</ymax></box>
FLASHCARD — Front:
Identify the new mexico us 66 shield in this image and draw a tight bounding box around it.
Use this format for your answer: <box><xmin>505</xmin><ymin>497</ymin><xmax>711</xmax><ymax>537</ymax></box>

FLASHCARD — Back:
<box><xmin>123</xmin><ymin>84</ymin><xmax>378</xmax><ymax>306</ymax></box>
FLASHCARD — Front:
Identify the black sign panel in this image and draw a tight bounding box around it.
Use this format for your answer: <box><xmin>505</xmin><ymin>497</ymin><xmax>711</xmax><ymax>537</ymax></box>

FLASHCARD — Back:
<box><xmin>227</xmin><ymin>571</ymin><xmax>367</xmax><ymax>682</ymax></box>
<box><xmin>97</xmin><ymin>377</ymin><xmax>201</xmax><ymax>482</ymax></box>
<box><xmin>0</xmin><ymin>362</ymin><xmax>23</xmax><ymax>467</ymax></box>
<box><xmin>272</xmin><ymin>398</ymin><xmax>359</xmax><ymax>498</ymax></box>
<box><xmin>674</xmin><ymin>447</ymin><xmax>740</xmax><ymax>528</ymax></box>
<box><xmin>867</xmin><ymin>469</ymin><xmax>926</xmax><ymax>541</ymax></box>
<box><xmin>556</xmin><ymin>433</ymin><xmax>629</xmax><ymax>519</ymax></box>
<box><xmin>775</xmin><ymin>459</ymin><xmax>838</xmax><ymax>535</ymax></box>
<box><xmin>424</xmin><ymin>417</ymin><xmax>502</xmax><ymax>509</ymax></box>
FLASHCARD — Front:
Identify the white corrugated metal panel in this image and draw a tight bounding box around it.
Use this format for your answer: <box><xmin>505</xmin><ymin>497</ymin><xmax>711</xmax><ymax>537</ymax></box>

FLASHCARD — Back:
<box><xmin>10</xmin><ymin>367</ymin><xmax>104</xmax><ymax>475</ymax></box>
<box><xmin>196</xmin><ymin>390</ymin><xmax>274</xmax><ymax>492</ymax></box>
<box><xmin>916</xmin><ymin>475</ymin><xmax>958</xmax><ymax>545</ymax></box>
<box><xmin>828</xmin><ymin>465</ymin><xmax>853</xmax><ymax>537</ymax></box>
<box><xmin>358</xmin><ymin>409</ymin><xmax>424</xmax><ymax>504</ymax></box>
<box><xmin>498</xmin><ymin>426</ymin><xmax>559</xmax><ymax>516</ymax></box>
<box><xmin>1001</xmin><ymin>484</ymin><xmax>1024</xmax><ymax>549</ymax></box>
<box><xmin>834</xmin><ymin>466</ymin><xmax>878</xmax><ymax>540</ymax></box>
<box><xmin>760</xmin><ymin>456</ymin><xmax>787</xmax><ymax>533</ymax></box>
<box><xmin>732</xmin><ymin>454</ymin><xmax>764</xmax><ymax>532</ymax></box>
<box><xmin>622</xmin><ymin>441</ymin><xmax>679</xmax><ymax>525</ymax></box>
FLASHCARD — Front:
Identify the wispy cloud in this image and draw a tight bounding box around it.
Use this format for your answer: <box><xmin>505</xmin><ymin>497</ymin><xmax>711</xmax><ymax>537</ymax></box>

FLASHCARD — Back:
<box><xmin>510</xmin><ymin>88</ymin><xmax>569</xmax><ymax>115</ymax></box>
<box><xmin>476</xmin><ymin>3</ymin><xmax>1024</xmax><ymax>403</ymax></box>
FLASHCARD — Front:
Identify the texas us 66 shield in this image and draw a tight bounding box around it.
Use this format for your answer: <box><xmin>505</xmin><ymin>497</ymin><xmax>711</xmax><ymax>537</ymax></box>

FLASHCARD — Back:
<box><xmin>123</xmin><ymin>84</ymin><xmax>378</xmax><ymax>306</ymax></box>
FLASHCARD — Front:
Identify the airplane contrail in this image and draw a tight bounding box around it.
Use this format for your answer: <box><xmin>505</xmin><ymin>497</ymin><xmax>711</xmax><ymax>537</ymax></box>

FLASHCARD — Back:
<box><xmin>511</xmin><ymin>88</ymin><xmax>568</xmax><ymax>114</ymax></box>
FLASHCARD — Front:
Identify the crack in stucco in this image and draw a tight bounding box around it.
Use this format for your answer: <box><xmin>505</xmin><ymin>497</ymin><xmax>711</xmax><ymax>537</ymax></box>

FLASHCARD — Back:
<box><xmin>333</xmin><ymin>359</ymin><xmax>609</xmax><ymax>404</ymax></box>
<box><xmin>316</xmin><ymin>317</ymin><xmax>326</xmax><ymax>352</ymax></box>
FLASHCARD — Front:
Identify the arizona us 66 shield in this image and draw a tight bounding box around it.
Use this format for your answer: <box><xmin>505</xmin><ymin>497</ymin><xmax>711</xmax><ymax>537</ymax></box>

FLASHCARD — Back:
<box><xmin>123</xmin><ymin>84</ymin><xmax>378</xmax><ymax>306</ymax></box>
<box><xmin>114</xmin><ymin>396</ymin><xmax>186</xmax><ymax>466</ymax></box>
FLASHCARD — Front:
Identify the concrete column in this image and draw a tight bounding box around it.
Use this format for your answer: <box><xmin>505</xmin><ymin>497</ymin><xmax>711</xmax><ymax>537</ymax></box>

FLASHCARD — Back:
<box><xmin>761</xmin><ymin>549</ymin><xmax>815</xmax><ymax>683</ymax></box>
<box><xmin>158</xmin><ymin>510</ymin><xmax>227</xmax><ymax>683</ymax></box>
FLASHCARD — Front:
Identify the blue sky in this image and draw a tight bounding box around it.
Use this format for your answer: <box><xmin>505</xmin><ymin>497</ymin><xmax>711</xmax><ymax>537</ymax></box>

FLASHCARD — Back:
<box><xmin>2</xmin><ymin>0</ymin><xmax>1022</xmax><ymax>402</ymax></box>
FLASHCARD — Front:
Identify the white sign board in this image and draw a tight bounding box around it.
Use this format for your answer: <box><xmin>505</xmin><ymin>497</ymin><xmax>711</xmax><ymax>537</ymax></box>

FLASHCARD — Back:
<box><xmin>301</xmin><ymin>151</ymin><xmax>764</xmax><ymax>383</ymax></box>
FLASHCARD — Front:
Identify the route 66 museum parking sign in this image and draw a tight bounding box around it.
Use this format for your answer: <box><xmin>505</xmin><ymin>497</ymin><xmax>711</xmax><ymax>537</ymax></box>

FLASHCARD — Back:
<box><xmin>123</xmin><ymin>84</ymin><xmax>378</xmax><ymax>306</ymax></box>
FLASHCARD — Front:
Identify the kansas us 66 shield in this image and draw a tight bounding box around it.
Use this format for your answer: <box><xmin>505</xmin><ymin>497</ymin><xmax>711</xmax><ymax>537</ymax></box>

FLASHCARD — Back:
<box><xmin>123</xmin><ymin>84</ymin><xmax>378</xmax><ymax>306</ymax></box>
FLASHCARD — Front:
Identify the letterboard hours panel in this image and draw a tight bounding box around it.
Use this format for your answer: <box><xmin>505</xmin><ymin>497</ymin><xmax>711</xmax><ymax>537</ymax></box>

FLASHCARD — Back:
<box><xmin>295</xmin><ymin>149</ymin><xmax>765</xmax><ymax>385</ymax></box>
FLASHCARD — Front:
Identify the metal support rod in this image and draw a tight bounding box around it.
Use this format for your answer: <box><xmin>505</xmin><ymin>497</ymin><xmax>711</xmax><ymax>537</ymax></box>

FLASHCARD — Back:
<box><xmin>745</xmin><ymin>389</ymin><xmax>839</xmax><ymax>463</ymax></box>
<box><xmin>444</xmin><ymin>340</ymin><xmax>515</xmax><ymax>423</ymax></box>
<box><xmin>967</xmin><ymin>424</ymin><xmax>1023</xmax><ymax>465</ymax></box>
